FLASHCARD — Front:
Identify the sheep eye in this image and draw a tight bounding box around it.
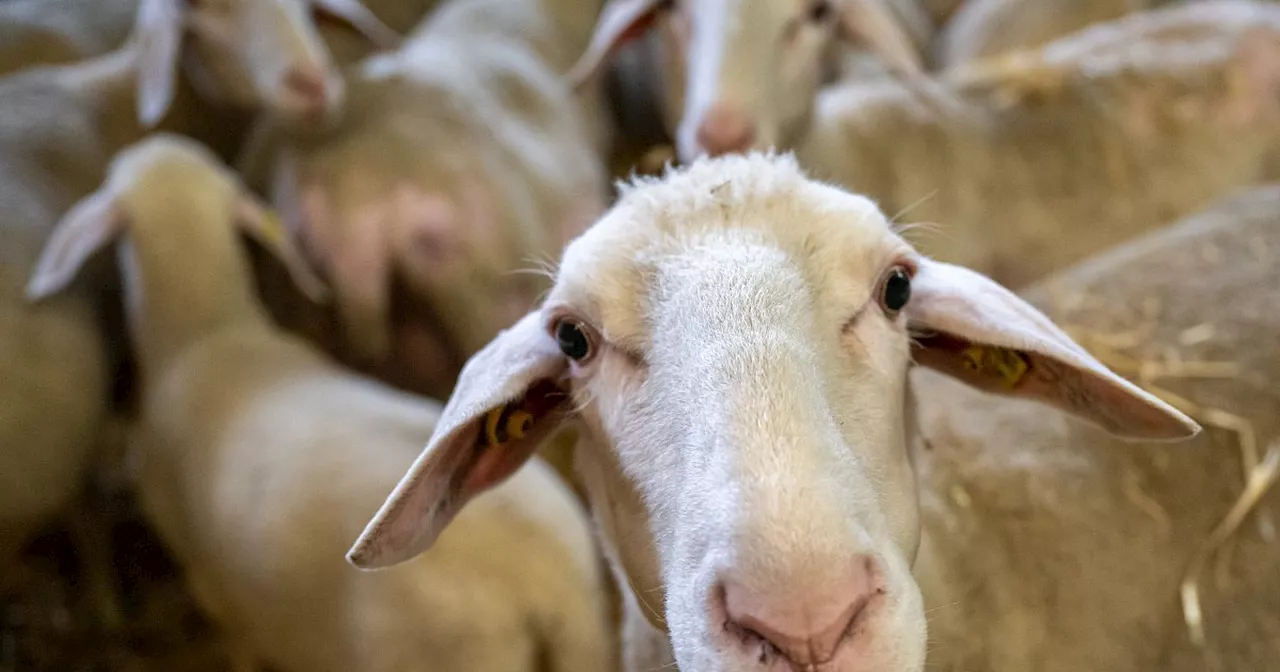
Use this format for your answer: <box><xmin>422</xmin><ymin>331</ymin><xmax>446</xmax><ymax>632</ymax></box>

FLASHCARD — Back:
<box><xmin>808</xmin><ymin>0</ymin><xmax>833</xmax><ymax>22</ymax></box>
<box><xmin>555</xmin><ymin>320</ymin><xmax>591</xmax><ymax>361</ymax></box>
<box><xmin>880</xmin><ymin>266</ymin><xmax>912</xmax><ymax>313</ymax></box>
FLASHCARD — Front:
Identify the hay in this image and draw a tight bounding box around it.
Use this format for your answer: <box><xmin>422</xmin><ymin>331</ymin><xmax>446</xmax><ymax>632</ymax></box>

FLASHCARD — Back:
<box><xmin>1180</xmin><ymin>442</ymin><xmax>1280</xmax><ymax>647</ymax></box>
<box><xmin>1177</xmin><ymin>323</ymin><xmax>1217</xmax><ymax>347</ymax></box>
<box><xmin>1053</xmin><ymin>293</ymin><xmax>1278</xmax><ymax>649</ymax></box>
<box><xmin>1062</xmin><ymin>322</ymin><xmax>1258</xmax><ymax>482</ymax></box>
<box><xmin>1121</xmin><ymin>470</ymin><xmax>1172</xmax><ymax>535</ymax></box>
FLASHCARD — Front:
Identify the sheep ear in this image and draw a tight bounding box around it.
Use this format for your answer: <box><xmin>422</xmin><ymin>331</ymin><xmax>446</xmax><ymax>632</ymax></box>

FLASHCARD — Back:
<box><xmin>906</xmin><ymin>258</ymin><xmax>1201</xmax><ymax>441</ymax></box>
<box><xmin>567</xmin><ymin>0</ymin><xmax>667</xmax><ymax>90</ymax></box>
<box><xmin>272</xmin><ymin>153</ymin><xmax>392</xmax><ymax>362</ymax></box>
<box><xmin>235</xmin><ymin>194</ymin><xmax>330</xmax><ymax>304</ymax></box>
<box><xmin>309</xmin><ymin>0</ymin><xmax>403</xmax><ymax>50</ymax></box>
<box><xmin>347</xmin><ymin>312</ymin><xmax>573</xmax><ymax>570</ymax></box>
<box><xmin>136</xmin><ymin>0</ymin><xmax>184</xmax><ymax>127</ymax></box>
<box><xmin>26</xmin><ymin>190</ymin><xmax>124</xmax><ymax>301</ymax></box>
<box><xmin>839</xmin><ymin>0</ymin><xmax>925</xmax><ymax>77</ymax></box>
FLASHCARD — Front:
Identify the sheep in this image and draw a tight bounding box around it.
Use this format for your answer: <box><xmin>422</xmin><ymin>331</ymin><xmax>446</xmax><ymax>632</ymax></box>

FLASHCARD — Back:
<box><xmin>842</xmin><ymin>0</ymin><xmax>939</xmax><ymax>73</ymax></box>
<box><xmin>920</xmin><ymin>0</ymin><xmax>967</xmax><ymax>25</ymax></box>
<box><xmin>935</xmin><ymin>0</ymin><xmax>1146</xmax><ymax>67</ymax></box>
<box><xmin>911</xmin><ymin>183</ymin><xmax>1280</xmax><ymax>671</ymax></box>
<box><xmin>799</xmin><ymin>0</ymin><xmax>1280</xmax><ymax>288</ymax></box>
<box><xmin>0</xmin><ymin>0</ymin><xmax>390</xmax><ymax>606</ymax></box>
<box><xmin>25</xmin><ymin>133</ymin><xmax>614</xmax><ymax>672</ymax></box>
<box><xmin>0</xmin><ymin>0</ymin><xmax>135</xmax><ymax>76</ymax></box>
<box><xmin>0</xmin><ymin>0</ymin><xmax>400</xmax><ymax>95</ymax></box>
<box><xmin>319</xmin><ymin>0</ymin><xmax>443</xmax><ymax>64</ymax></box>
<box><xmin>343</xmin><ymin>152</ymin><xmax>1208</xmax><ymax>672</ymax></box>
<box><xmin>566</xmin><ymin>0</ymin><xmax>932</xmax><ymax>163</ymax></box>
<box><xmin>239</xmin><ymin>0</ymin><xmax>612</xmax><ymax>402</ymax></box>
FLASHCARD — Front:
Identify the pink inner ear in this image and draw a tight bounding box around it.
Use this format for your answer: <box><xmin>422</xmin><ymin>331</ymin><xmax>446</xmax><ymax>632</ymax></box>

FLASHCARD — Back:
<box><xmin>459</xmin><ymin>380</ymin><xmax>571</xmax><ymax>496</ymax></box>
<box><xmin>569</xmin><ymin>0</ymin><xmax>665</xmax><ymax>86</ymax></box>
<box><xmin>914</xmin><ymin>331</ymin><xmax>1108</xmax><ymax>411</ymax></box>
<box><xmin>616</xmin><ymin>8</ymin><xmax>660</xmax><ymax>44</ymax></box>
<box><xmin>296</xmin><ymin>181</ymin><xmax>397</xmax><ymax>361</ymax></box>
<box><xmin>913</xmin><ymin>333</ymin><xmax>1189</xmax><ymax>439</ymax></box>
<box><xmin>912</xmin><ymin>333</ymin><xmax>1030</xmax><ymax>396</ymax></box>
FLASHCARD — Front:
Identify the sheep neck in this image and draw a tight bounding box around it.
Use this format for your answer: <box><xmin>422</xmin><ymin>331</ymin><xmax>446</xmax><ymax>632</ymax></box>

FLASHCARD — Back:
<box><xmin>119</xmin><ymin>215</ymin><xmax>268</xmax><ymax>376</ymax></box>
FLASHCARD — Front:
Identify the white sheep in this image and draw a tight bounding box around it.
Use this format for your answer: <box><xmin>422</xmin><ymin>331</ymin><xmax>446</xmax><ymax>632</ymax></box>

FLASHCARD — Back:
<box><xmin>909</xmin><ymin>183</ymin><xmax>1280</xmax><ymax>670</ymax></box>
<box><xmin>26</xmin><ymin>133</ymin><xmax>614</xmax><ymax>672</ymax></box>
<box><xmin>935</xmin><ymin>0</ymin><xmax>1147</xmax><ymax>67</ymax></box>
<box><xmin>566</xmin><ymin>0</ymin><xmax>932</xmax><ymax>162</ymax></box>
<box><xmin>0</xmin><ymin>0</ymin><xmax>403</xmax><ymax>79</ymax></box>
<box><xmin>0</xmin><ymin>0</ymin><xmax>136</xmax><ymax>76</ymax></box>
<box><xmin>344</xmin><ymin>152</ymin><xmax>1204</xmax><ymax>672</ymax></box>
<box><xmin>799</xmin><ymin>0</ymin><xmax>1280</xmax><ymax>288</ymax></box>
<box><xmin>919</xmin><ymin>0</ymin><xmax>966</xmax><ymax>25</ymax></box>
<box><xmin>239</xmin><ymin>0</ymin><xmax>612</xmax><ymax>401</ymax></box>
<box><xmin>0</xmin><ymin>0</ymin><xmax>390</xmax><ymax>598</ymax></box>
<box><xmin>319</xmin><ymin>0</ymin><xmax>443</xmax><ymax>63</ymax></box>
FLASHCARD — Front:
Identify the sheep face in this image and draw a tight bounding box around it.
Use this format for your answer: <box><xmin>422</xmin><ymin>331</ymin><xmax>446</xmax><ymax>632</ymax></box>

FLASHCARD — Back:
<box><xmin>135</xmin><ymin>0</ymin><xmax>400</xmax><ymax>127</ymax></box>
<box><xmin>552</xmin><ymin>162</ymin><xmax>928</xmax><ymax>672</ymax></box>
<box><xmin>569</xmin><ymin>0</ymin><xmax>925</xmax><ymax>163</ymax></box>
<box><xmin>348</xmin><ymin>153</ymin><xmax>1198</xmax><ymax>672</ymax></box>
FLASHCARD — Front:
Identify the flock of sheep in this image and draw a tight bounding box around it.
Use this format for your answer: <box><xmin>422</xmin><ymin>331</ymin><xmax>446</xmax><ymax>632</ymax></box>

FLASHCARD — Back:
<box><xmin>1</xmin><ymin>0</ymin><xmax>1279</xmax><ymax>670</ymax></box>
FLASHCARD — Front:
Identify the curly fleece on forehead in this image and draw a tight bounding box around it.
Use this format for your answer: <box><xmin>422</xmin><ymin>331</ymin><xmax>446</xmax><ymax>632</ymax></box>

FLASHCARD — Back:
<box><xmin>615</xmin><ymin>151</ymin><xmax>809</xmax><ymax>213</ymax></box>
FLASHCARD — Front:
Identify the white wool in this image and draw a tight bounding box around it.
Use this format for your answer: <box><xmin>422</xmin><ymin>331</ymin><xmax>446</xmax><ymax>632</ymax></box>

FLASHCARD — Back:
<box><xmin>347</xmin><ymin>152</ymin><xmax>1197</xmax><ymax>671</ymax></box>
<box><xmin>2</xmin><ymin>0</ymin><xmax>371</xmax><ymax>566</ymax></box>
<box><xmin>36</xmin><ymin>134</ymin><xmax>612</xmax><ymax>672</ymax></box>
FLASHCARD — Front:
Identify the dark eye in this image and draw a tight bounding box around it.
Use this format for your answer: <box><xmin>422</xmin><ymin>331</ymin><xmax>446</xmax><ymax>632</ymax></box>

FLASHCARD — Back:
<box><xmin>880</xmin><ymin>266</ymin><xmax>912</xmax><ymax>313</ymax></box>
<box><xmin>555</xmin><ymin>320</ymin><xmax>591</xmax><ymax>361</ymax></box>
<box><xmin>808</xmin><ymin>0</ymin><xmax>833</xmax><ymax>22</ymax></box>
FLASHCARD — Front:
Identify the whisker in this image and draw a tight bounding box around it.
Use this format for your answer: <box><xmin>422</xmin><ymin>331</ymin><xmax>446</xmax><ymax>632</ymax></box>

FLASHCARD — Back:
<box><xmin>890</xmin><ymin>189</ymin><xmax>939</xmax><ymax>224</ymax></box>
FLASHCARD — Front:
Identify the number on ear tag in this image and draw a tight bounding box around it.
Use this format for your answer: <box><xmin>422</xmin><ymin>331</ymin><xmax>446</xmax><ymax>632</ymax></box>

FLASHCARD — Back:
<box><xmin>960</xmin><ymin>344</ymin><xmax>1029</xmax><ymax>389</ymax></box>
<box><xmin>482</xmin><ymin>405</ymin><xmax>535</xmax><ymax>447</ymax></box>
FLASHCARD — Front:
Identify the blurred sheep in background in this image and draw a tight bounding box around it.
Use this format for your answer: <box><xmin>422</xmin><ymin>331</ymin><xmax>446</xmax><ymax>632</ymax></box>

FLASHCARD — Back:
<box><xmin>0</xmin><ymin>0</ymin><xmax>403</xmax><ymax>77</ymax></box>
<box><xmin>802</xmin><ymin>0</ymin><xmax>1280</xmax><ymax>286</ymax></box>
<box><xmin>349</xmin><ymin>152</ymin><xmax>1280</xmax><ymax>672</ymax></box>
<box><xmin>569</xmin><ymin>0</ymin><xmax>933</xmax><ymax>163</ymax></box>
<box><xmin>239</xmin><ymin>0</ymin><xmax>611</xmax><ymax>401</ymax></box>
<box><xmin>0</xmin><ymin>0</ymin><xmax>392</xmax><ymax>647</ymax></box>
<box><xmin>27</xmin><ymin>133</ymin><xmax>612</xmax><ymax>672</ymax></box>
<box><xmin>0</xmin><ymin>0</ymin><xmax>1278</xmax><ymax>669</ymax></box>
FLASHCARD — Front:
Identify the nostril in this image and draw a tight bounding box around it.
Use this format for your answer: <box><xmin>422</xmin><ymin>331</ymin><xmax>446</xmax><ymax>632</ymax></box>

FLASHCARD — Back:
<box><xmin>283</xmin><ymin>66</ymin><xmax>331</xmax><ymax>111</ymax></box>
<box><xmin>720</xmin><ymin>553</ymin><xmax>885</xmax><ymax>665</ymax></box>
<box><xmin>724</xmin><ymin>618</ymin><xmax>784</xmax><ymax>666</ymax></box>
<box><xmin>695</xmin><ymin>104</ymin><xmax>757</xmax><ymax>156</ymax></box>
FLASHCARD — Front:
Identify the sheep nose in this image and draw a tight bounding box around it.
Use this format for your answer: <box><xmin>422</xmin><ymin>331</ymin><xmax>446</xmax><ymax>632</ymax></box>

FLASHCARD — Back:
<box><xmin>720</xmin><ymin>554</ymin><xmax>884</xmax><ymax>666</ymax></box>
<box><xmin>282</xmin><ymin>65</ymin><xmax>335</xmax><ymax>117</ymax></box>
<box><xmin>695</xmin><ymin>104</ymin><xmax>757</xmax><ymax>157</ymax></box>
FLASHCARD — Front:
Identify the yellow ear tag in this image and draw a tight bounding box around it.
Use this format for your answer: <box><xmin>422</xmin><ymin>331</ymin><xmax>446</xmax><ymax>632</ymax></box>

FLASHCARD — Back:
<box><xmin>960</xmin><ymin>344</ymin><xmax>1029</xmax><ymax>389</ymax></box>
<box><xmin>482</xmin><ymin>406</ymin><xmax>535</xmax><ymax>447</ymax></box>
<box><xmin>484</xmin><ymin>407</ymin><xmax>505</xmax><ymax>447</ymax></box>
<box><xmin>506</xmin><ymin>411</ymin><xmax>533</xmax><ymax>440</ymax></box>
